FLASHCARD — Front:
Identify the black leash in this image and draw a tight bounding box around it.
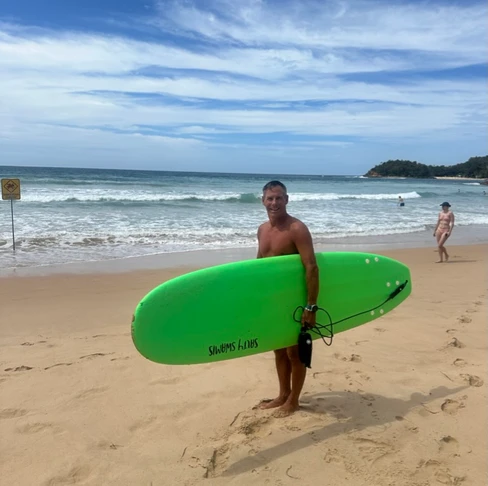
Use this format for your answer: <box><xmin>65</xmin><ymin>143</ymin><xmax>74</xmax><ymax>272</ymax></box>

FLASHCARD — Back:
<box><xmin>294</xmin><ymin>280</ymin><xmax>409</xmax><ymax>366</ymax></box>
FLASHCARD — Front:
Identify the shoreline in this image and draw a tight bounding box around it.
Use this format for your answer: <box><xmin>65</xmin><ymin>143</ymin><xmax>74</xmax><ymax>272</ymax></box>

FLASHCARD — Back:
<box><xmin>434</xmin><ymin>176</ymin><xmax>484</xmax><ymax>181</ymax></box>
<box><xmin>364</xmin><ymin>176</ymin><xmax>484</xmax><ymax>181</ymax></box>
<box><xmin>2</xmin><ymin>225</ymin><xmax>488</xmax><ymax>278</ymax></box>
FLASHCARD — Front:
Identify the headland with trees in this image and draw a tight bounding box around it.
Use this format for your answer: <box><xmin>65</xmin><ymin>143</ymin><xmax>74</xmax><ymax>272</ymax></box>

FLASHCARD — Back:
<box><xmin>364</xmin><ymin>156</ymin><xmax>488</xmax><ymax>181</ymax></box>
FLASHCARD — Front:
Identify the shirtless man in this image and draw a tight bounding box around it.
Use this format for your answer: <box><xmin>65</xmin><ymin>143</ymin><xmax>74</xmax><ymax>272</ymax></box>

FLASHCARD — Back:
<box><xmin>257</xmin><ymin>180</ymin><xmax>319</xmax><ymax>417</ymax></box>
<box><xmin>433</xmin><ymin>202</ymin><xmax>455</xmax><ymax>263</ymax></box>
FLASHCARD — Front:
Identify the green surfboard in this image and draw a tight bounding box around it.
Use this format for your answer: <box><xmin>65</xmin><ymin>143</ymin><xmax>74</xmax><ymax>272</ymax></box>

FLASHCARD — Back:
<box><xmin>131</xmin><ymin>252</ymin><xmax>411</xmax><ymax>365</ymax></box>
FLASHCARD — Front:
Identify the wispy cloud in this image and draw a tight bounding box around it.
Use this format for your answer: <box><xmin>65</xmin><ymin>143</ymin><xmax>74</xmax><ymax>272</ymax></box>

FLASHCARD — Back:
<box><xmin>0</xmin><ymin>0</ymin><xmax>487</xmax><ymax>173</ymax></box>
<box><xmin>153</xmin><ymin>0</ymin><xmax>487</xmax><ymax>57</ymax></box>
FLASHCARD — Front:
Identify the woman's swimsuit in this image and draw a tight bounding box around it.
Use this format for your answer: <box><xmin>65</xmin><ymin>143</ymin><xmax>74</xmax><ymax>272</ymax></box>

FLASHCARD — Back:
<box><xmin>436</xmin><ymin>212</ymin><xmax>451</xmax><ymax>235</ymax></box>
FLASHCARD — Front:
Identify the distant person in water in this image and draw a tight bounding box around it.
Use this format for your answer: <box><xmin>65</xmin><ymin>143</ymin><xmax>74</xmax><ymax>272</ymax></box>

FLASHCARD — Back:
<box><xmin>398</xmin><ymin>196</ymin><xmax>405</xmax><ymax>207</ymax></box>
<box><xmin>433</xmin><ymin>202</ymin><xmax>455</xmax><ymax>263</ymax></box>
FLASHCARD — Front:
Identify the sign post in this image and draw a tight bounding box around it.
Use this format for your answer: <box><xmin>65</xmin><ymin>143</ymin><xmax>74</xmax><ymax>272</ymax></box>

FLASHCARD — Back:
<box><xmin>1</xmin><ymin>178</ymin><xmax>21</xmax><ymax>252</ymax></box>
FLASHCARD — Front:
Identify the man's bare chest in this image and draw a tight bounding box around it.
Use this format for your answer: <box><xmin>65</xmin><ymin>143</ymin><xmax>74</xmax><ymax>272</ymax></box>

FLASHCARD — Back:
<box><xmin>259</xmin><ymin>229</ymin><xmax>297</xmax><ymax>257</ymax></box>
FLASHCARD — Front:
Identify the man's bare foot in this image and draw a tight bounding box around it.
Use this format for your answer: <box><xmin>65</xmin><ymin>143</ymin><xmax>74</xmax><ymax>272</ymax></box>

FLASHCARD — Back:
<box><xmin>273</xmin><ymin>401</ymin><xmax>300</xmax><ymax>418</ymax></box>
<box><xmin>256</xmin><ymin>396</ymin><xmax>288</xmax><ymax>410</ymax></box>
<box><xmin>435</xmin><ymin>260</ymin><xmax>444</xmax><ymax>263</ymax></box>
<box><xmin>445</xmin><ymin>254</ymin><xmax>449</xmax><ymax>262</ymax></box>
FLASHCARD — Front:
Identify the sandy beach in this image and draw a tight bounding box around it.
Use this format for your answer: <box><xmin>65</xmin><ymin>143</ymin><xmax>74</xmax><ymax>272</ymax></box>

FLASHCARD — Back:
<box><xmin>1</xmin><ymin>244</ymin><xmax>487</xmax><ymax>486</ymax></box>
<box><xmin>434</xmin><ymin>177</ymin><xmax>484</xmax><ymax>182</ymax></box>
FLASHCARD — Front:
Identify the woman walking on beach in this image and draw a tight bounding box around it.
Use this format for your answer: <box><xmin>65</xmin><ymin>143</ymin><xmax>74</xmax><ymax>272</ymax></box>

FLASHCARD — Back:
<box><xmin>433</xmin><ymin>202</ymin><xmax>455</xmax><ymax>263</ymax></box>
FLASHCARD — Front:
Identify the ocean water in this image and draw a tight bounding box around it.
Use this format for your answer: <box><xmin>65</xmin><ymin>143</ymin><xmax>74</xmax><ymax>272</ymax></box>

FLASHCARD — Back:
<box><xmin>1</xmin><ymin>166</ymin><xmax>487</xmax><ymax>270</ymax></box>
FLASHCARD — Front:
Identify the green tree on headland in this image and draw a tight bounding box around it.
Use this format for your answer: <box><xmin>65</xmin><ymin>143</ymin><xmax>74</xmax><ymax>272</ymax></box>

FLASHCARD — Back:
<box><xmin>365</xmin><ymin>156</ymin><xmax>488</xmax><ymax>179</ymax></box>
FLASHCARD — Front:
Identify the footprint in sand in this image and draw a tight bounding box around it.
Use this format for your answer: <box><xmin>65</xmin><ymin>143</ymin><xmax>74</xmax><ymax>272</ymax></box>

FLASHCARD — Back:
<box><xmin>361</xmin><ymin>394</ymin><xmax>376</xmax><ymax>403</ymax></box>
<box><xmin>453</xmin><ymin>359</ymin><xmax>467</xmax><ymax>367</ymax></box>
<box><xmin>441</xmin><ymin>399</ymin><xmax>464</xmax><ymax>415</ymax></box>
<box><xmin>4</xmin><ymin>365</ymin><xmax>33</xmax><ymax>372</ymax></box>
<box><xmin>434</xmin><ymin>468</ymin><xmax>466</xmax><ymax>485</ymax></box>
<box><xmin>353</xmin><ymin>437</ymin><xmax>394</xmax><ymax>464</ymax></box>
<box><xmin>16</xmin><ymin>422</ymin><xmax>59</xmax><ymax>434</ymax></box>
<box><xmin>186</xmin><ymin>447</ymin><xmax>228</xmax><ymax>480</ymax></box>
<box><xmin>45</xmin><ymin>465</ymin><xmax>91</xmax><ymax>486</ymax></box>
<box><xmin>0</xmin><ymin>408</ymin><xmax>28</xmax><ymax>419</ymax></box>
<box><xmin>75</xmin><ymin>386</ymin><xmax>109</xmax><ymax>400</ymax></box>
<box><xmin>418</xmin><ymin>460</ymin><xmax>466</xmax><ymax>484</ymax></box>
<box><xmin>238</xmin><ymin>416</ymin><xmax>270</xmax><ymax>437</ymax></box>
<box><xmin>447</xmin><ymin>338</ymin><xmax>465</xmax><ymax>349</ymax></box>
<box><xmin>324</xmin><ymin>404</ymin><xmax>343</xmax><ymax>416</ymax></box>
<box><xmin>203</xmin><ymin>445</ymin><xmax>230</xmax><ymax>479</ymax></box>
<box><xmin>460</xmin><ymin>374</ymin><xmax>484</xmax><ymax>387</ymax></box>
<box><xmin>324</xmin><ymin>448</ymin><xmax>343</xmax><ymax>464</ymax></box>
<box><xmin>446</xmin><ymin>329</ymin><xmax>457</xmax><ymax>334</ymax></box>
<box><xmin>418</xmin><ymin>458</ymin><xmax>441</xmax><ymax>470</ymax></box>
<box><xmin>457</xmin><ymin>315</ymin><xmax>472</xmax><ymax>324</ymax></box>
<box><xmin>438</xmin><ymin>435</ymin><xmax>459</xmax><ymax>453</ymax></box>
<box><xmin>128</xmin><ymin>415</ymin><xmax>157</xmax><ymax>433</ymax></box>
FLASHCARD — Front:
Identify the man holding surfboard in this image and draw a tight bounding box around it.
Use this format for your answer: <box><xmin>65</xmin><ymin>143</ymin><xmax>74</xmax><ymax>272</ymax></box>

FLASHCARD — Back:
<box><xmin>257</xmin><ymin>181</ymin><xmax>319</xmax><ymax>417</ymax></box>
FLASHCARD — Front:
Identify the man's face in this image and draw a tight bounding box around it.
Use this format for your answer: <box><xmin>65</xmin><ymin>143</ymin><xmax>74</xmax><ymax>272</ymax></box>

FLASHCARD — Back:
<box><xmin>262</xmin><ymin>186</ymin><xmax>288</xmax><ymax>218</ymax></box>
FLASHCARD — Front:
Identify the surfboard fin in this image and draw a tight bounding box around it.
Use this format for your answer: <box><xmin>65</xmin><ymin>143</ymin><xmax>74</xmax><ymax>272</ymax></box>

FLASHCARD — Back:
<box><xmin>388</xmin><ymin>280</ymin><xmax>409</xmax><ymax>301</ymax></box>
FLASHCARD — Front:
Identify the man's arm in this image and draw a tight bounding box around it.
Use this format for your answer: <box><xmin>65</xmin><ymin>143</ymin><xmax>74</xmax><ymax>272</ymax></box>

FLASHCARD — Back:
<box><xmin>256</xmin><ymin>226</ymin><xmax>263</xmax><ymax>258</ymax></box>
<box><xmin>293</xmin><ymin>222</ymin><xmax>319</xmax><ymax>313</ymax></box>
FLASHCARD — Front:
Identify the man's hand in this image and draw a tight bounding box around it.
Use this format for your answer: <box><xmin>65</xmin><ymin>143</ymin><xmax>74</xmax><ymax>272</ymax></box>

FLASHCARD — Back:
<box><xmin>301</xmin><ymin>309</ymin><xmax>317</xmax><ymax>328</ymax></box>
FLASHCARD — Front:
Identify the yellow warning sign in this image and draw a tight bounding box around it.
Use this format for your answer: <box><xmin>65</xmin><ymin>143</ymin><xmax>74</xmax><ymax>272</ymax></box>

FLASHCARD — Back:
<box><xmin>2</xmin><ymin>178</ymin><xmax>21</xmax><ymax>200</ymax></box>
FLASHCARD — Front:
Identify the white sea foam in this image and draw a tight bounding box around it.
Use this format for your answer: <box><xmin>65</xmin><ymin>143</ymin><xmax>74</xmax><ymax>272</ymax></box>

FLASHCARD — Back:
<box><xmin>1</xmin><ymin>167</ymin><xmax>487</xmax><ymax>269</ymax></box>
<box><xmin>20</xmin><ymin>190</ymin><xmax>422</xmax><ymax>203</ymax></box>
<box><xmin>290</xmin><ymin>191</ymin><xmax>421</xmax><ymax>202</ymax></box>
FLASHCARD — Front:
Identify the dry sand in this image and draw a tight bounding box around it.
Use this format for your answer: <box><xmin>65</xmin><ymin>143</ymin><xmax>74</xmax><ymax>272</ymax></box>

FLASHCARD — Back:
<box><xmin>1</xmin><ymin>245</ymin><xmax>487</xmax><ymax>486</ymax></box>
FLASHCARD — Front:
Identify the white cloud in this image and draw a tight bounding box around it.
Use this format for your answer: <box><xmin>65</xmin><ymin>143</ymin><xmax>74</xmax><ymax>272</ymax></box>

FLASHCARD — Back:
<box><xmin>153</xmin><ymin>0</ymin><xmax>488</xmax><ymax>56</ymax></box>
<box><xmin>0</xmin><ymin>0</ymin><xmax>487</xmax><ymax>171</ymax></box>
<box><xmin>0</xmin><ymin>31</ymin><xmax>459</xmax><ymax>80</ymax></box>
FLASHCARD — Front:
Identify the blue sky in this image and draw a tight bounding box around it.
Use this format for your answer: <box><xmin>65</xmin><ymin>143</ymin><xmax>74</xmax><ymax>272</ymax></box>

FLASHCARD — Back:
<box><xmin>0</xmin><ymin>0</ymin><xmax>487</xmax><ymax>175</ymax></box>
